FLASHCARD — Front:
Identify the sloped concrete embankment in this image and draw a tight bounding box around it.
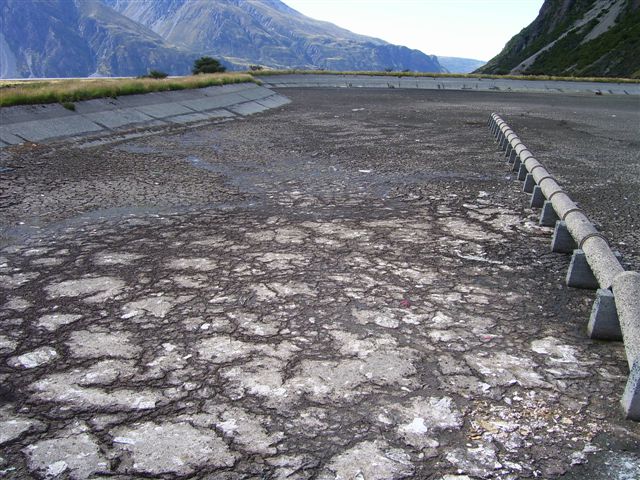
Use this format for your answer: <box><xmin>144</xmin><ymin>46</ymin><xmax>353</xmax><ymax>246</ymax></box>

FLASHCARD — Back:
<box><xmin>0</xmin><ymin>83</ymin><xmax>290</xmax><ymax>148</ymax></box>
<box><xmin>259</xmin><ymin>74</ymin><xmax>640</xmax><ymax>96</ymax></box>
<box><xmin>490</xmin><ymin>113</ymin><xmax>640</xmax><ymax>420</ymax></box>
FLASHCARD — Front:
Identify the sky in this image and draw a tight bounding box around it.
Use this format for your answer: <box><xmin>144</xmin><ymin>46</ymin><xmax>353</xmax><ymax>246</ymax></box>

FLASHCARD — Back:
<box><xmin>283</xmin><ymin>0</ymin><xmax>545</xmax><ymax>61</ymax></box>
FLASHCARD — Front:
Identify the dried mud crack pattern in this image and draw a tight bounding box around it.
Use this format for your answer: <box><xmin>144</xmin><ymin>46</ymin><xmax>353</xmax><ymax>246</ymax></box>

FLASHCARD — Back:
<box><xmin>1</xmin><ymin>89</ymin><xmax>639</xmax><ymax>479</ymax></box>
<box><xmin>1</xmin><ymin>196</ymin><xmax>635</xmax><ymax>479</ymax></box>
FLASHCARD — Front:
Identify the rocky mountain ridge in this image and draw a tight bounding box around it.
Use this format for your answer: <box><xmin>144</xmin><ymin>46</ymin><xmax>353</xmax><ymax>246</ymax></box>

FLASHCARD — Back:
<box><xmin>477</xmin><ymin>0</ymin><xmax>640</xmax><ymax>78</ymax></box>
<box><xmin>0</xmin><ymin>0</ymin><xmax>195</xmax><ymax>78</ymax></box>
<box><xmin>102</xmin><ymin>0</ymin><xmax>443</xmax><ymax>72</ymax></box>
<box><xmin>0</xmin><ymin>0</ymin><xmax>445</xmax><ymax>78</ymax></box>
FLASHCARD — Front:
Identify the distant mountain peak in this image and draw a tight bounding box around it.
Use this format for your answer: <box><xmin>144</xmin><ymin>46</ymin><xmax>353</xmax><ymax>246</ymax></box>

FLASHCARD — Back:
<box><xmin>102</xmin><ymin>0</ymin><xmax>443</xmax><ymax>71</ymax></box>
<box><xmin>1</xmin><ymin>0</ymin><xmax>445</xmax><ymax>78</ymax></box>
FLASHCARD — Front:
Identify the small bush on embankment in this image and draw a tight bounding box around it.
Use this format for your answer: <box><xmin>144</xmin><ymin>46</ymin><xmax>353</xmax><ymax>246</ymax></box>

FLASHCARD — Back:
<box><xmin>0</xmin><ymin>73</ymin><xmax>256</xmax><ymax>108</ymax></box>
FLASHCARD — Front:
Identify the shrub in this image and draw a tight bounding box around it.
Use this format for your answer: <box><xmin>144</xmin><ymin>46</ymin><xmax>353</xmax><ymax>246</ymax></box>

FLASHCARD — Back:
<box><xmin>147</xmin><ymin>70</ymin><xmax>169</xmax><ymax>79</ymax></box>
<box><xmin>192</xmin><ymin>57</ymin><xmax>226</xmax><ymax>75</ymax></box>
<box><xmin>138</xmin><ymin>70</ymin><xmax>169</xmax><ymax>79</ymax></box>
<box><xmin>249</xmin><ymin>65</ymin><xmax>264</xmax><ymax>71</ymax></box>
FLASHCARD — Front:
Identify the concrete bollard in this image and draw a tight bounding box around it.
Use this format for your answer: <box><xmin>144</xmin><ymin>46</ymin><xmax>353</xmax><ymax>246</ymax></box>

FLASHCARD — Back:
<box><xmin>624</xmin><ymin>363</ymin><xmax>640</xmax><ymax>420</ymax></box>
<box><xmin>531</xmin><ymin>186</ymin><xmax>545</xmax><ymax>208</ymax></box>
<box><xmin>517</xmin><ymin>164</ymin><xmax>528</xmax><ymax>181</ymax></box>
<box><xmin>588</xmin><ymin>289</ymin><xmax>622</xmax><ymax>340</ymax></box>
<box><xmin>505</xmin><ymin>132</ymin><xmax>518</xmax><ymax>152</ymax></box>
<box><xmin>500</xmin><ymin>130</ymin><xmax>513</xmax><ymax>150</ymax></box>
<box><xmin>540</xmin><ymin>201</ymin><xmax>559</xmax><ymax>226</ymax></box>
<box><xmin>551</xmin><ymin>221</ymin><xmax>577</xmax><ymax>253</ymax></box>
<box><xmin>506</xmin><ymin>139</ymin><xmax>521</xmax><ymax>158</ymax></box>
<box><xmin>512</xmin><ymin>156</ymin><xmax>522</xmax><ymax>173</ymax></box>
<box><xmin>523</xmin><ymin>173</ymin><xmax>536</xmax><ymax>193</ymax></box>
<box><xmin>567</xmin><ymin>249</ymin><xmax>599</xmax><ymax>290</ymax></box>
<box><xmin>490</xmin><ymin>113</ymin><xmax>640</xmax><ymax>420</ymax></box>
<box><xmin>612</xmin><ymin>271</ymin><xmax>640</xmax><ymax>420</ymax></box>
<box><xmin>580</xmin><ymin>236</ymin><xmax>624</xmax><ymax>291</ymax></box>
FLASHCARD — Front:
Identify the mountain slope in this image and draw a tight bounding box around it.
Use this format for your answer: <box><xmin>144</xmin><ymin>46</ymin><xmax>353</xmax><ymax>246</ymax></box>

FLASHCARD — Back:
<box><xmin>102</xmin><ymin>0</ymin><xmax>444</xmax><ymax>72</ymax></box>
<box><xmin>437</xmin><ymin>57</ymin><xmax>486</xmax><ymax>74</ymax></box>
<box><xmin>0</xmin><ymin>0</ymin><xmax>194</xmax><ymax>78</ymax></box>
<box><xmin>477</xmin><ymin>0</ymin><xmax>640</xmax><ymax>78</ymax></box>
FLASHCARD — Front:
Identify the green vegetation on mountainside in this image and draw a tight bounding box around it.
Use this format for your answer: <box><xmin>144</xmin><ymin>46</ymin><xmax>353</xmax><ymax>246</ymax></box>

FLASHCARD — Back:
<box><xmin>478</xmin><ymin>0</ymin><xmax>640</xmax><ymax>78</ymax></box>
<box><xmin>479</xmin><ymin>0</ymin><xmax>598</xmax><ymax>74</ymax></box>
<box><xmin>527</xmin><ymin>9</ymin><xmax>640</xmax><ymax>77</ymax></box>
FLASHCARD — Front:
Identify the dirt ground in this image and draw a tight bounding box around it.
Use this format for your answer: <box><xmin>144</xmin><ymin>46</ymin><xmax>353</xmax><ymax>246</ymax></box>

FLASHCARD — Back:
<box><xmin>1</xmin><ymin>88</ymin><xmax>639</xmax><ymax>479</ymax></box>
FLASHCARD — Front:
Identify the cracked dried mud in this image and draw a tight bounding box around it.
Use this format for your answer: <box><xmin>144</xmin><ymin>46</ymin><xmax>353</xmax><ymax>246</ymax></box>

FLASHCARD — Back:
<box><xmin>1</xmin><ymin>89</ymin><xmax>639</xmax><ymax>479</ymax></box>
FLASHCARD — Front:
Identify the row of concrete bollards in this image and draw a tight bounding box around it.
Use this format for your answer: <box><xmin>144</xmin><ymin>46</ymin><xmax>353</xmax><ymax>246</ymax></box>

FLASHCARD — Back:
<box><xmin>488</xmin><ymin>113</ymin><xmax>640</xmax><ymax>421</ymax></box>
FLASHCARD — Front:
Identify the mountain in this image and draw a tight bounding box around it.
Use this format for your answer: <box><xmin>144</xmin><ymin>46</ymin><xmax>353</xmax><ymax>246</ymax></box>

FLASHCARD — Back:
<box><xmin>101</xmin><ymin>0</ymin><xmax>444</xmax><ymax>72</ymax></box>
<box><xmin>0</xmin><ymin>0</ymin><xmax>195</xmax><ymax>78</ymax></box>
<box><xmin>477</xmin><ymin>0</ymin><xmax>640</xmax><ymax>78</ymax></box>
<box><xmin>437</xmin><ymin>57</ymin><xmax>486</xmax><ymax>74</ymax></box>
<box><xmin>0</xmin><ymin>0</ymin><xmax>445</xmax><ymax>78</ymax></box>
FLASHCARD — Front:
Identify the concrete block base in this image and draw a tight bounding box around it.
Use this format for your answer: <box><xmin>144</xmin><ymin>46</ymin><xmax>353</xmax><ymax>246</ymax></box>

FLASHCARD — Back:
<box><xmin>622</xmin><ymin>361</ymin><xmax>640</xmax><ymax>420</ymax></box>
<box><xmin>551</xmin><ymin>221</ymin><xmax>577</xmax><ymax>253</ymax></box>
<box><xmin>566</xmin><ymin>249</ymin><xmax>599</xmax><ymax>290</ymax></box>
<box><xmin>588</xmin><ymin>289</ymin><xmax>622</xmax><ymax>340</ymax></box>
<box><xmin>539</xmin><ymin>201</ymin><xmax>559</xmax><ymax>226</ymax></box>
<box><xmin>508</xmin><ymin>150</ymin><xmax>517</xmax><ymax>164</ymax></box>
<box><xmin>517</xmin><ymin>164</ymin><xmax>528</xmax><ymax>181</ymax></box>
<box><xmin>505</xmin><ymin>144</ymin><xmax>513</xmax><ymax>158</ymax></box>
<box><xmin>523</xmin><ymin>173</ymin><xmax>536</xmax><ymax>193</ymax></box>
<box><xmin>530</xmin><ymin>186</ymin><xmax>545</xmax><ymax>208</ymax></box>
<box><xmin>512</xmin><ymin>157</ymin><xmax>522</xmax><ymax>173</ymax></box>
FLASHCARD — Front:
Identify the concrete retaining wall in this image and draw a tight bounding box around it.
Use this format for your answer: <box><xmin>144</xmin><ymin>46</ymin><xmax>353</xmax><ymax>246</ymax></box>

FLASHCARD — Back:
<box><xmin>0</xmin><ymin>83</ymin><xmax>290</xmax><ymax>147</ymax></box>
<box><xmin>489</xmin><ymin>113</ymin><xmax>640</xmax><ymax>420</ymax></box>
<box><xmin>259</xmin><ymin>74</ymin><xmax>640</xmax><ymax>96</ymax></box>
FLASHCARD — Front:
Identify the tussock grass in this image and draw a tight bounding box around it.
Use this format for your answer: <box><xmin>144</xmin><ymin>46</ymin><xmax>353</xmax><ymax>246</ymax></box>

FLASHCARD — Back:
<box><xmin>0</xmin><ymin>74</ymin><xmax>256</xmax><ymax>108</ymax></box>
<box><xmin>253</xmin><ymin>69</ymin><xmax>640</xmax><ymax>84</ymax></box>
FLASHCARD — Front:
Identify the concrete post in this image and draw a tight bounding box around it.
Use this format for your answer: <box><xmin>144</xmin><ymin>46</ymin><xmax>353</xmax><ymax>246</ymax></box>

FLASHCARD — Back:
<box><xmin>523</xmin><ymin>174</ymin><xmax>536</xmax><ymax>193</ymax></box>
<box><xmin>517</xmin><ymin>164</ymin><xmax>528</xmax><ymax>181</ymax></box>
<box><xmin>588</xmin><ymin>289</ymin><xmax>622</xmax><ymax>340</ymax></box>
<box><xmin>500</xmin><ymin>131</ymin><xmax>511</xmax><ymax>150</ymax></box>
<box><xmin>612</xmin><ymin>271</ymin><xmax>640</xmax><ymax>420</ymax></box>
<box><xmin>551</xmin><ymin>221</ymin><xmax>577</xmax><ymax>253</ymax></box>
<box><xmin>531</xmin><ymin>186</ymin><xmax>545</xmax><ymax>208</ymax></box>
<box><xmin>623</xmin><ymin>363</ymin><xmax>640</xmax><ymax>420</ymax></box>
<box><xmin>540</xmin><ymin>201</ymin><xmax>559</xmax><ymax>226</ymax></box>
<box><xmin>580</xmin><ymin>236</ymin><xmax>624</xmax><ymax>291</ymax></box>
<box><xmin>566</xmin><ymin>249</ymin><xmax>599</xmax><ymax>290</ymax></box>
<box><xmin>512</xmin><ymin>157</ymin><xmax>522</xmax><ymax>173</ymax></box>
<box><xmin>490</xmin><ymin>113</ymin><xmax>640</xmax><ymax>420</ymax></box>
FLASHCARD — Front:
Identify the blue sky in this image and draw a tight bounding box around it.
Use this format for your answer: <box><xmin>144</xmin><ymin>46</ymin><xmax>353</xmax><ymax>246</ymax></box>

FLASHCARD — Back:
<box><xmin>283</xmin><ymin>0</ymin><xmax>545</xmax><ymax>61</ymax></box>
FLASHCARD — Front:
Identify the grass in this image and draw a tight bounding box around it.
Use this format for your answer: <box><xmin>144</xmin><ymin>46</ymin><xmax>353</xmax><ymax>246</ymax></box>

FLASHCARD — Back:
<box><xmin>0</xmin><ymin>73</ymin><xmax>256</xmax><ymax>108</ymax></box>
<box><xmin>2</xmin><ymin>68</ymin><xmax>637</xmax><ymax>109</ymax></box>
<box><xmin>252</xmin><ymin>69</ymin><xmax>640</xmax><ymax>84</ymax></box>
